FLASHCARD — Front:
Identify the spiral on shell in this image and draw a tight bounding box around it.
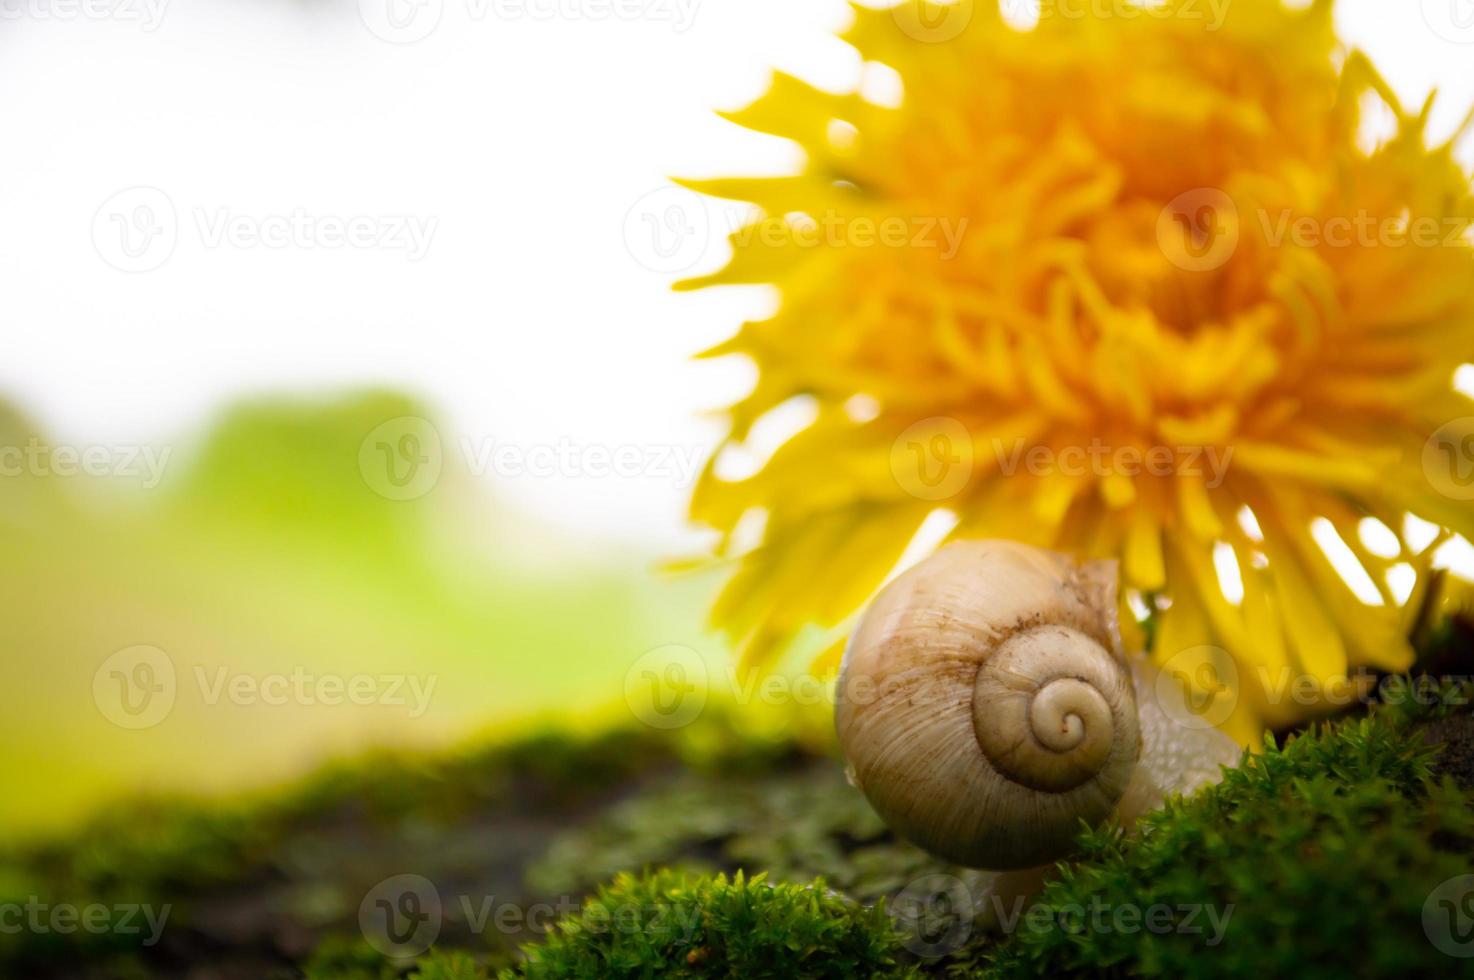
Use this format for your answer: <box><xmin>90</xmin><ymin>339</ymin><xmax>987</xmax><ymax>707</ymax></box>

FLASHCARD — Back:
<box><xmin>835</xmin><ymin>540</ymin><xmax>1141</xmax><ymax>869</ymax></box>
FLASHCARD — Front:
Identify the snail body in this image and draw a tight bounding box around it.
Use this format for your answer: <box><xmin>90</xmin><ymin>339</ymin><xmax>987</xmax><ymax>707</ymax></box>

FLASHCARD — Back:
<box><xmin>836</xmin><ymin>540</ymin><xmax>1237</xmax><ymax>870</ymax></box>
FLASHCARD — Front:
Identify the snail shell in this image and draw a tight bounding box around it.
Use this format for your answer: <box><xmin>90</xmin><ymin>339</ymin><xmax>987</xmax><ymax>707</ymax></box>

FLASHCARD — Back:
<box><xmin>835</xmin><ymin>540</ymin><xmax>1141</xmax><ymax>870</ymax></box>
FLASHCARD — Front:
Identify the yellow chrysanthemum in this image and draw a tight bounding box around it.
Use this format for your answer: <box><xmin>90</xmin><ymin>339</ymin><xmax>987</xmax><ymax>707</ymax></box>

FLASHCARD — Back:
<box><xmin>681</xmin><ymin>0</ymin><xmax>1474</xmax><ymax>743</ymax></box>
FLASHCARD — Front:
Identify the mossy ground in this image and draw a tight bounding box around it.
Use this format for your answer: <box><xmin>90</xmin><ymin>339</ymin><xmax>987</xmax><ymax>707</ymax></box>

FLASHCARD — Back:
<box><xmin>5</xmin><ymin>624</ymin><xmax>1473</xmax><ymax>978</ymax></box>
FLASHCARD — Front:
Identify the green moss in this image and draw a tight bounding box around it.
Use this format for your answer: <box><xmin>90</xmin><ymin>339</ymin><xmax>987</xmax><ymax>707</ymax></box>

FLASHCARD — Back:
<box><xmin>981</xmin><ymin>714</ymin><xmax>1474</xmax><ymax>980</ymax></box>
<box><xmin>7</xmin><ymin>649</ymin><xmax>1473</xmax><ymax>979</ymax></box>
<box><xmin>506</xmin><ymin>692</ymin><xmax>1474</xmax><ymax>980</ymax></box>
<box><xmin>0</xmin><ymin>711</ymin><xmax>816</xmax><ymax>978</ymax></box>
<box><xmin>302</xmin><ymin>937</ymin><xmax>401</xmax><ymax>980</ymax></box>
<box><xmin>303</xmin><ymin>942</ymin><xmax>494</xmax><ymax>980</ymax></box>
<box><xmin>504</xmin><ymin>870</ymin><xmax>918</xmax><ymax>980</ymax></box>
<box><xmin>1368</xmin><ymin>675</ymin><xmax>1474</xmax><ymax>730</ymax></box>
<box><xmin>525</xmin><ymin>763</ymin><xmax>986</xmax><ymax>914</ymax></box>
<box><xmin>408</xmin><ymin>951</ymin><xmax>496</xmax><ymax>979</ymax></box>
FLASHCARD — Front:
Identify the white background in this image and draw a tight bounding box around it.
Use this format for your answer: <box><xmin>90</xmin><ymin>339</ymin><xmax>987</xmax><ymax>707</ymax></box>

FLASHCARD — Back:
<box><xmin>1</xmin><ymin>0</ymin><xmax>1471</xmax><ymax>549</ymax></box>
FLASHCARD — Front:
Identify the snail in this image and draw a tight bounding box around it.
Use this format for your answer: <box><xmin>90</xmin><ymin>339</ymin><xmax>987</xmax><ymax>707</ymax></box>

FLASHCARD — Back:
<box><xmin>835</xmin><ymin>540</ymin><xmax>1241</xmax><ymax>870</ymax></box>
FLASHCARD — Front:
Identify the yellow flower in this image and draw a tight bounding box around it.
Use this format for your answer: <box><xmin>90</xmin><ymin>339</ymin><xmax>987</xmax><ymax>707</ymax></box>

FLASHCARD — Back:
<box><xmin>680</xmin><ymin>0</ymin><xmax>1474</xmax><ymax>743</ymax></box>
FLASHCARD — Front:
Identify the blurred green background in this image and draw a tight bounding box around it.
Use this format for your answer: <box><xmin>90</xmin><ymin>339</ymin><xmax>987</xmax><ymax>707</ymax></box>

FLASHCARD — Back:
<box><xmin>0</xmin><ymin>391</ymin><xmax>721</xmax><ymax>837</ymax></box>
